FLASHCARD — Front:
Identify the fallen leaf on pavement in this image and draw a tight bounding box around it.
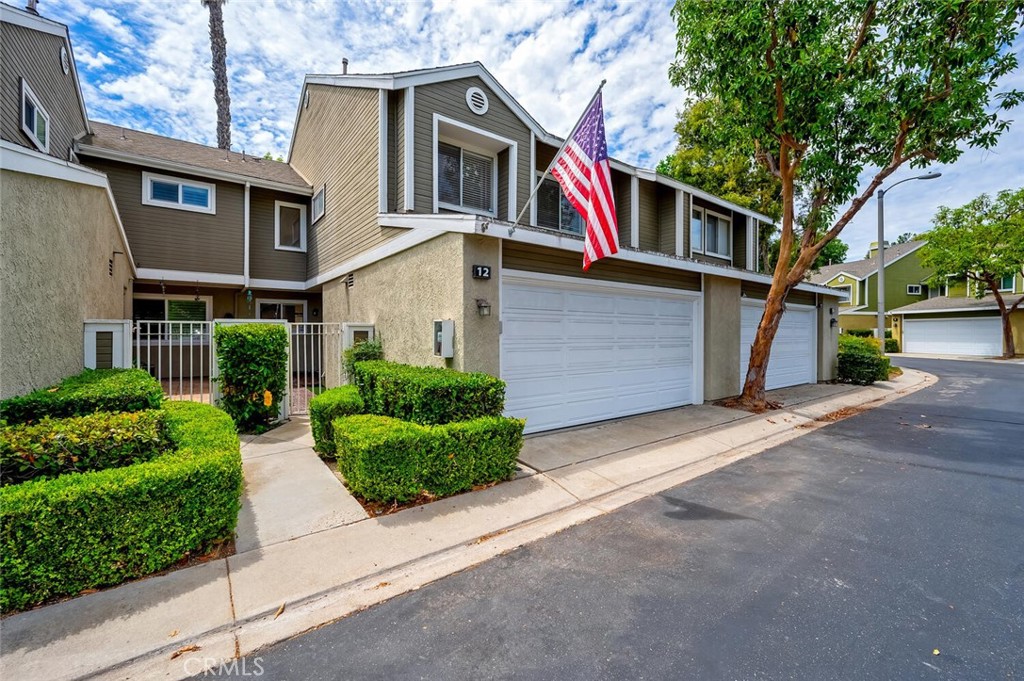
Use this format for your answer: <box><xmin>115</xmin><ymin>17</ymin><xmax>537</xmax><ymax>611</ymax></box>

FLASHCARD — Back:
<box><xmin>170</xmin><ymin>644</ymin><xmax>200</xmax><ymax>660</ymax></box>
<box><xmin>932</xmin><ymin>649</ymin><xmax>940</xmax><ymax>656</ymax></box>
<box><xmin>916</xmin><ymin>424</ymin><xmax>932</xmax><ymax>429</ymax></box>
<box><xmin>374</xmin><ymin>582</ymin><xmax>390</xmax><ymax>589</ymax></box>
<box><xmin>169</xmin><ymin>629</ymin><xmax>179</xmax><ymax>638</ymax></box>
<box><xmin>766</xmin><ymin>418</ymin><xmax>776</xmax><ymax>424</ymax></box>
<box><xmin>274</xmin><ymin>602</ymin><xmax>286</xmax><ymax>619</ymax></box>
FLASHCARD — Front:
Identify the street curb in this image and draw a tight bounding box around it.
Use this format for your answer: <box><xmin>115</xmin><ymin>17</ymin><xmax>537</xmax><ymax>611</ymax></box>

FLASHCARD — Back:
<box><xmin>94</xmin><ymin>369</ymin><xmax>937</xmax><ymax>680</ymax></box>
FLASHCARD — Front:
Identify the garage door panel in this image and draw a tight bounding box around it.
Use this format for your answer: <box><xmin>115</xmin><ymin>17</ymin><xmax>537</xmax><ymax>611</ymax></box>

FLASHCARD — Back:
<box><xmin>502</xmin><ymin>275</ymin><xmax>698</xmax><ymax>434</ymax></box>
<box><xmin>739</xmin><ymin>303</ymin><xmax>816</xmax><ymax>391</ymax></box>
<box><xmin>903</xmin><ymin>317</ymin><xmax>1001</xmax><ymax>356</ymax></box>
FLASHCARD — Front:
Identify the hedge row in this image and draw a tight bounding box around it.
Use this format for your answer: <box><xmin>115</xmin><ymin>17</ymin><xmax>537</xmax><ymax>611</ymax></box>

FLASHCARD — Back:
<box><xmin>838</xmin><ymin>335</ymin><xmax>891</xmax><ymax>385</ymax></box>
<box><xmin>0</xmin><ymin>401</ymin><xmax>243</xmax><ymax>612</ymax></box>
<box><xmin>353</xmin><ymin>361</ymin><xmax>505</xmax><ymax>425</ymax></box>
<box><xmin>309</xmin><ymin>386</ymin><xmax>364</xmax><ymax>456</ymax></box>
<box><xmin>215</xmin><ymin>323</ymin><xmax>289</xmax><ymax>432</ymax></box>
<box><xmin>0</xmin><ymin>369</ymin><xmax>163</xmax><ymax>425</ymax></box>
<box><xmin>334</xmin><ymin>414</ymin><xmax>524</xmax><ymax>502</ymax></box>
<box><xmin>0</xmin><ymin>410</ymin><xmax>168</xmax><ymax>486</ymax></box>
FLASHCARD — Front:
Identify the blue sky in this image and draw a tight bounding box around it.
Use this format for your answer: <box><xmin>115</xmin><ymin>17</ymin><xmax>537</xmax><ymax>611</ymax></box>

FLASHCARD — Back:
<box><xmin>46</xmin><ymin>0</ymin><xmax>1024</xmax><ymax>263</ymax></box>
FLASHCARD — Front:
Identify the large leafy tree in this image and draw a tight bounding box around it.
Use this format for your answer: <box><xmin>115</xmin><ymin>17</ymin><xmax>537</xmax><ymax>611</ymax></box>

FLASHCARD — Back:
<box><xmin>920</xmin><ymin>188</ymin><xmax>1024</xmax><ymax>358</ymax></box>
<box><xmin>202</xmin><ymin>0</ymin><xmax>231</xmax><ymax>149</ymax></box>
<box><xmin>670</xmin><ymin>0</ymin><xmax>1023</xmax><ymax>409</ymax></box>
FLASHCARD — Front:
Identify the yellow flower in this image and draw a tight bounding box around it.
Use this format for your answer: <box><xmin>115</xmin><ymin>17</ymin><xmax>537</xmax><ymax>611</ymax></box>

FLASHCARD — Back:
<box><xmin>263</xmin><ymin>390</ymin><xmax>273</xmax><ymax>407</ymax></box>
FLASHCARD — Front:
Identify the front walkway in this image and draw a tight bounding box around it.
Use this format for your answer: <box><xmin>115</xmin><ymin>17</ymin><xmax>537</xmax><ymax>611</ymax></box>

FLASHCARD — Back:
<box><xmin>0</xmin><ymin>372</ymin><xmax>935</xmax><ymax>681</ymax></box>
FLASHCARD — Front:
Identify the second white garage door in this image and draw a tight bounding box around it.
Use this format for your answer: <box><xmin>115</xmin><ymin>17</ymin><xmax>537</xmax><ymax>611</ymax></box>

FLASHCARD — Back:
<box><xmin>501</xmin><ymin>271</ymin><xmax>701</xmax><ymax>434</ymax></box>
<box><xmin>739</xmin><ymin>301</ymin><xmax>817</xmax><ymax>391</ymax></box>
<box><xmin>903</xmin><ymin>316</ymin><xmax>1003</xmax><ymax>356</ymax></box>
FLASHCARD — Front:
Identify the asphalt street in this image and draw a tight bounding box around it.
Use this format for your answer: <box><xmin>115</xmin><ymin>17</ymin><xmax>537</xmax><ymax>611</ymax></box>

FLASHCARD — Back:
<box><xmin>242</xmin><ymin>359</ymin><xmax>1024</xmax><ymax>680</ymax></box>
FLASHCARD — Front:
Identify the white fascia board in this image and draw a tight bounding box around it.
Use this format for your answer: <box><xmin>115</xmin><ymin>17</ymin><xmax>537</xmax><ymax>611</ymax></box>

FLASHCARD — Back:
<box><xmin>305</xmin><ymin>226</ymin><xmax>454</xmax><ymax>288</ymax></box>
<box><xmin>247</xmin><ymin>278</ymin><xmax>308</xmax><ymax>291</ymax></box>
<box><xmin>136</xmin><ymin>268</ymin><xmax>244</xmax><ymax>286</ymax></box>
<box><xmin>286</xmin><ymin>81</ymin><xmax>307</xmax><ymax>163</ymax></box>
<box><xmin>76</xmin><ymin>144</ymin><xmax>313</xmax><ymax>195</ymax></box>
<box><xmin>2</xmin><ymin>141</ymin><xmax>136</xmax><ymax>275</ymax></box>
<box><xmin>893</xmin><ymin>306</ymin><xmax>1000</xmax><ymax>316</ymax></box>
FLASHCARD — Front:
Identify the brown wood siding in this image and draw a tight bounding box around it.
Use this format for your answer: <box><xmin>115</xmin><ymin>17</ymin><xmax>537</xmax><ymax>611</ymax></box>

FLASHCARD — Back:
<box><xmin>0</xmin><ymin>23</ymin><xmax>87</xmax><ymax>160</ymax></box>
<box><xmin>503</xmin><ymin>242</ymin><xmax>701</xmax><ymax>291</ymax></box>
<box><xmin>637</xmin><ymin>179</ymin><xmax>658</xmax><ymax>251</ymax></box>
<box><xmin>732</xmin><ymin>210</ymin><xmax>747</xmax><ymax>270</ymax></box>
<box><xmin>613</xmin><ymin>170</ymin><xmax>631</xmax><ymax>246</ymax></box>
<box><xmin>497</xmin><ymin>149</ymin><xmax>509</xmax><ymax>219</ymax></box>
<box><xmin>742</xmin><ymin>281</ymin><xmax>816</xmax><ymax>306</ymax></box>
<box><xmin>413</xmin><ymin>77</ymin><xmax>532</xmax><ymax>220</ymax></box>
<box><xmin>393</xmin><ymin>89</ymin><xmax>405</xmax><ymax>210</ymax></box>
<box><xmin>248</xmin><ymin>186</ymin><xmax>309</xmax><ymax>281</ymax></box>
<box><xmin>83</xmin><ymin>158</ymin><xmax>244</xmax><ymax>274</ymax></box>
<box><xmin>290</xmin><ymin>85</ymin><xmax>391</xmax><ymax>279</ymax></box>
<box><xmin>657</xmin><ymin>185</ymin><xmax>676</xmax><ymax>255</ymax></box>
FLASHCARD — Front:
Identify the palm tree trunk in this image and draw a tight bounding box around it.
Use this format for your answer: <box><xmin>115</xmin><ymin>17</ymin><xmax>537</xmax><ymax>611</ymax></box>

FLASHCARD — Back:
<box><xmin>203</xmin><ymin>0</ymin><xmax>231</xmax><ymax>150</ymax></box>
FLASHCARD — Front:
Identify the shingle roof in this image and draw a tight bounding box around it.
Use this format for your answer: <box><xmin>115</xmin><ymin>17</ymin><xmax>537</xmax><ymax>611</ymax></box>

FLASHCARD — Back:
<box><xmin>78</xmin><ymin>121</ymin><xmax>310</xmax><ymax>191</ymax></box>
<box><xmin>890</xmin><ymin>293</ymin><xmax>1012</xmax><ymax>314</ymax></box>
<box><xmin>809</xmin><ymin>240</ymin><xmax>926</xmax><ymax>284</ymax></box>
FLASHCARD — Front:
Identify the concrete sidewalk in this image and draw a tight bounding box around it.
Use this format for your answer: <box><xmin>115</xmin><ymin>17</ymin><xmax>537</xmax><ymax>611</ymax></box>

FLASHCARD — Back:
<box><xmin>0</xmin><ymin>371</ymin><xmax>935</xmax><ymax>681</ymax></box>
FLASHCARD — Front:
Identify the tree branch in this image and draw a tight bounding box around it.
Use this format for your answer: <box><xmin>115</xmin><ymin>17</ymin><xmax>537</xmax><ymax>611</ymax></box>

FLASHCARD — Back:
<box><xmin>846</xmin><ymin>1</ymin><xmax>877</xmax><ymax>66</ymax></box>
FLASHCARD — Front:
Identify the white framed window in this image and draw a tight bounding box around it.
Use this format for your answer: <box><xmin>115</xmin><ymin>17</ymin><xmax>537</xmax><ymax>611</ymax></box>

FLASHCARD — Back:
<box><xmin>703</xmin><ymin>209</ymin><xmax>731</xmax><ymax>259</ymax></box>
<box><xmin>342</xmin><ymin>323</ymin><xmax>375</xmax><ymax>350</ymax></box>
<box><xmin>437</xmin><ymin>141</ymin><xmax>495</xmax><ymax>215</ymax></box>
<box><xmin>690</xmin><ymin>208</ymin><xmax>703</xmax><ymax>254</ymax></box>
<box><xmin>142</xmin><ymin>171</ymin><xmax>216</xmax><ymax>214</ymax></box>
<box><xmin>256</xmin><ymin>299</ymin><xmax>306</xmax><ymax>322</ymax></box>
<box><xmin>999</xmin><ymin>274</ymin><xmax>1015</xmax><ymax>291</ymax></box>
<box><xmin>906</xmin><ymin>284</ymin><xmax>922</xmax><ymax>296</ymax></box>
<box><xmin>133</xmin><ymin>295</ymin><xmax>212</xmax><ymax>321</ymax></box>
<box><xmin>275</xmin><ymin>200</ymin><xmax>307</xmax><ymax>252</ymax></box>
<box><xmin>833</xmin><ymin>285</ymin><xmax>852</xmax><ymax>303</ymax></box>
<box><xmin>311</xmin><ymin>185</ymin><xmax>325</xmax><ymax>224</ymax></box>
<box><xmin>536</xmin><ymin>175</ymin><xmax>583</xmax><ymax>235</ymax></box>
<box><xmin>20</xmin><ymin>78</ymin><xmax>50</xmax><ymax>153</ymax></box>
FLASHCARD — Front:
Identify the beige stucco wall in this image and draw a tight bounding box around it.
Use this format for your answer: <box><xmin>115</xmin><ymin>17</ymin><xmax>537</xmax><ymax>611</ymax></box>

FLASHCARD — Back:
<box><xmin>818</xmin><ymin>294</ymin><xmax>840</xmax><ymax>380</ymax></box>
<box><xmin>703</xmin><ymin>275</ymin><xmax>741</xmax><ymax>401</ymax></box>
<box><xmin>322</xmin><ymin>232</ymin><xmax>500</xmax><ymax>376</ymax></box>
<box><xmin>1</xmin><ymin>170</ymin><xmax>132</xmax><ymax>398</ymax></box>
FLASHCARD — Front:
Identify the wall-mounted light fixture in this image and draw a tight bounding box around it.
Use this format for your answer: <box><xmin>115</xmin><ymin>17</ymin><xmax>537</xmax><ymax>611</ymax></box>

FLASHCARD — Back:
<box><xmin>830</xmin><ymin>318</ymin><xmax>839</xmax><ymax>328</ymax></box>
<box><xmin>476</xmin><ymin>299</ymin><xmax>491</xmax><ymax>317</ymax></box>
<box><xmin>312</xmin><ymin>308</ymin><xmax>320</xmax><ymax>318</ymax></box>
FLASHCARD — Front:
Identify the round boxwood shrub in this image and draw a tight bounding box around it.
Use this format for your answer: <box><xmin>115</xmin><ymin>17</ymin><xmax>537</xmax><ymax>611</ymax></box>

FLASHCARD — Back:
<box><xmin>0</xmin><ymin>401</ymin><xmax>243</xmax><ymax>612</ymax></box>
<box><xmin>215</xmin><ymin>323</ymin><xmax>289</xmax><ymax>432</ymax></box>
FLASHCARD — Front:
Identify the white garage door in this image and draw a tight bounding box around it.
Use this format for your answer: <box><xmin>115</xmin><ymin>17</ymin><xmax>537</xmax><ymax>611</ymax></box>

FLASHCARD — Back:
<box><xmin>903</xmin><ymin>316</ymin><xmax>1002</xmax><ymax>356</ymax></box>
<box><xmin>739</xmin><ymin>301</ymin><xmax>817</xmax><ymax>391</ymax></box>
<box><xmin>501</xmin><ymin>271</ymin><xmax>700</xmax><ymax>434</ymax></box>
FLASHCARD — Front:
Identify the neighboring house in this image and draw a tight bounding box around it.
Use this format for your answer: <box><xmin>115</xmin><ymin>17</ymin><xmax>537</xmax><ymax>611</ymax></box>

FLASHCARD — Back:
<box><xmin>0</xmin><ymin>3</ymin><xmax>843</xmax><ymax>432</ymax></box>
<box><xmin>0</xmin><ymin>3</ymin><xmax>135</xmax><ymax>398</ymax></box>
<box><xmin>890</xmin><ymin>272</ymin><xmax>1024</xmax><ymax>356</ymax></box>
<box><xmin>809</xmin><ymin>240</ymin><xmax>929</xmax><ymax>333</ymax></box>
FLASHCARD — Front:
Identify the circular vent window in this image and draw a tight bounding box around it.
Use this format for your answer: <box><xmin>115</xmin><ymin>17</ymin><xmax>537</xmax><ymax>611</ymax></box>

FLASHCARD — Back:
<box><xmin>60</xmin><ymin>46</ymin><xmax>70</xmax><ymax>75</ymax></box>
<box><xmin>465</xmin><ymin>87</ymin><xmax>489</xmax><ymax>115</ymax></box>
<box><xmin>838</xmin><ymin>275</ymin><xmax>846</xmax><ymax>283</ymax></box>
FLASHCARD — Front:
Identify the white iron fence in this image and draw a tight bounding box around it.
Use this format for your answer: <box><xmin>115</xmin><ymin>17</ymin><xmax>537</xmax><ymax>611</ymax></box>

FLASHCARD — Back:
<box><xmin>121</xmin><ymin>320</ymin><xmax>342</xmax><ymax>415</ymax></box>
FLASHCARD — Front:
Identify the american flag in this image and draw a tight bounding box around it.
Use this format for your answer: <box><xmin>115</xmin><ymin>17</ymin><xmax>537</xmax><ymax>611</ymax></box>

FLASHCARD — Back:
<box><xmin>551</xmin><ymin>93</ymin><xmax>618</xmax><ymax>271</ymax></box>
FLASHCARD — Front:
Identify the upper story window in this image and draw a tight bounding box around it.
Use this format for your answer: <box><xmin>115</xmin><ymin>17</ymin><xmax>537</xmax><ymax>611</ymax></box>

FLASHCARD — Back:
<box><xmin>690</xmin><ymin>209</ymin><xmax>703</xmax><ymax>253</ymax></box>
<box><xmin>536</xmin><ymin>176</ymin><xmax>583</xmax><ymax>235</ymax></box>
<box><xmin>999</xmin><ymin>274</ymin><xmax>1015</xmax><ymax>291</ymax></box>
<box><xmin>142</xmin><ymin>171</ymin><xmax>215</xmax><ymax>214</ymax></box>
<box><xmin>691</xmin><ymin>206</ymin><xmax>731</xmax><ymax>259</ymax></box>
<box><xmin>311</xmin><ymin>185</ymin><xmax>326</xmax><ymax>224</ymax></box>
<box><xmin>437</xmin><ymin>141</ymin><xmax>495</xmax><ymax>215</ymax></box>
<box><xmin>906</xmin><ymin>284</ymin><xmax>922</xmax><ymax>296</ymax></box>
<box><xmin>834</xmin><ymin>285</ymin><xmax>852</xmax><ymax>303</ymax></box>
<box><xmin>275</xmin><ymin>200</ymin><xmax>307</xmax><ymax>252</ymax></box>
<box><xmin>20</xmin><ymin>79</ymin><xmax>49</xmax><ymax>153</ymax></box>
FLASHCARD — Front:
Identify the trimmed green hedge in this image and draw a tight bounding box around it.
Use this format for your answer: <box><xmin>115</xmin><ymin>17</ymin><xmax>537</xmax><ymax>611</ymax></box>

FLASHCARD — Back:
<box><xmin>334</xmin><ymin>414</ymin><xmax>524</xmax><ymax>502</ymax></box>
<box><xmin>353</xmin><ymin>361</ymin><xmax>505</xmax><ymax>425</ymax></box>
<box><xmin>343</xmin><ymin>338</ymin><xmax>384</xmax><ymax>380</ymax></box>
<box><xmin>885</xmin><ymin>338</ymin><xmax>900</xmax><ymax>353</ymax></box>
<box><xmin>215</xmin><ymin>323</ymin><xmax>289</xmax><ymax>432</ymax></box>
<box><xmin>0</xmin><ymin>410</ymin><xmax>168</xmax><ymax>486</ymax></box>
<box><xmin>838</xmin><ymin>335</ymin><xmax>891</xmax><ymax>385</ymax></box>
<box><xmin>0</xmin><ymin>369</ymin><xmax>163</xmax><ymax>425</ymax></box>
<box><xmin>309</xmin><ymin>386</ymin><xmax>364</xmax><ymax>456</ymax></box>
<box><xmin>0</xmin><ymin>401</ymin><xmax>243</xmax><ymax>612</ymax></box>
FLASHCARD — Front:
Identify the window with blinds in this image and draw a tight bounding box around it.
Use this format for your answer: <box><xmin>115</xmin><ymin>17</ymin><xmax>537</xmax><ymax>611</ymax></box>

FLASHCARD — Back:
<box><xmin>437</xmin><ymin>142</ymin><xmax>494</xmax><ymax>214</ymax></box>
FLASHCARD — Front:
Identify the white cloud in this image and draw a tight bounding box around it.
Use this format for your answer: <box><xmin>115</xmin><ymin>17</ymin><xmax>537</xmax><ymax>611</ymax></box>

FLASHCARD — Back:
<box><xmin>75</xmin><ymin>47</ymin><xmax>113</xmax><ymax>70</ymax></box>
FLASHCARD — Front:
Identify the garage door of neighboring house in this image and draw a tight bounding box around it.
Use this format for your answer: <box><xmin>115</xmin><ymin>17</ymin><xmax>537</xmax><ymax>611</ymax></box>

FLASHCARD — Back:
<box><xmin>739</xmin><ymin>301</ymin><xmax>817</xmax><ymax>392</ymax></box>
<box><xmin>903</xmin><ymin>316</ymin><xmax>1003</xmax><ymax>356</ymax></box>
<box><xmin>500</xmin><ymin>270</ymin><xmax>702</xmax><ymax>434</ymax></box>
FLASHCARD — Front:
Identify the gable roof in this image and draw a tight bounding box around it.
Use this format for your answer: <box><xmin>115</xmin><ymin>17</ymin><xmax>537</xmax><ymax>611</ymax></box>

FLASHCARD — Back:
<box><xmin>78</xmin><ymin>121</ymin><xmax>311</xmax><ymax>193</ymax></box>
<box><xmin>890</xmin><ymin>293</ymin><xmax>1010</xmax><ymax>315</ymax></box>
<box><xmin>294</xmin><ymin>61</ymin><xmax>775</xmax><ymax>223</ymax></box>
<box><xmin>809</xmin><ymin>240</ymin><xmax>926</xmax><ymax>284</ymax></box>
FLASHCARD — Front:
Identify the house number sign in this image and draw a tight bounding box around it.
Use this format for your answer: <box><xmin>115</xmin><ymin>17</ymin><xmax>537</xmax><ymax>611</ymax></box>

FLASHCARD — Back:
<box><xmin>472</xmin><ymin>265</ymin><xmax>492</xmax><ymax>280</ymax></box>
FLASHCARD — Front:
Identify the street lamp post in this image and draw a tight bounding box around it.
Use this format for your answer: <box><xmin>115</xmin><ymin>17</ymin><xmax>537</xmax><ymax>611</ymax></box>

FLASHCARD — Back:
<box><xmin>876</xmin><ymin>172</ymin><xmax>941</xmax><ymax>355</ymax></box>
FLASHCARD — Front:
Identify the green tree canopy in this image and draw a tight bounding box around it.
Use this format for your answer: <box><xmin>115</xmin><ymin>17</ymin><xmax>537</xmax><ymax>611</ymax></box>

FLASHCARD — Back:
<box><xmin>669</xmin><ymin>0</ymin><xmax>1023</xmax><ymax>405</ymax></box>
<box><xmin>919</xmin><ymin>187</ymin><xmax>1024</xmax><ymax>357</ymax></box>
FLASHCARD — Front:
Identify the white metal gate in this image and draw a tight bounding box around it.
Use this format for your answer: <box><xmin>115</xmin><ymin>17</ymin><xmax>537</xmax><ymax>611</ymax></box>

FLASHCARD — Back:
<box><xmin>131</xmin><ymin>320</ymin><xmax>341</xmax><ymax>415</ymax></box>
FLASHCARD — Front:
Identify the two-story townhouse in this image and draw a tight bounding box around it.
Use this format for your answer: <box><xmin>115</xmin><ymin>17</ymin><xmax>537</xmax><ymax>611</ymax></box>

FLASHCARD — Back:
<box><xmin>890</xmin><ymin>271</ymin><xmax>1024</xmax><ymax>356</ymax></box>
<box><xmin>0</xmin><ymin>2</ymin><xmax>135</xmax><ymax>397</ymax></box>
<box><xmin>287</xmin><ymin>63</ymin><xmax>841</xmax><ymax>432</ymax></box>
<box><xmin>809</xmin><ymin>240</ymin><xmax>930</xmax><ymax>334</ymax></box>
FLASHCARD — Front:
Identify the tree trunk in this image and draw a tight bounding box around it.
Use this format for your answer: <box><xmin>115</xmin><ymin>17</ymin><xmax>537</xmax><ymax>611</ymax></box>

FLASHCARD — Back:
<box><xmin>990</xmin><ymin>289</ymin><xmax>1016</xmax><ymax>359</ymax></box>
<box><xmin>206</xmin><ymin>1</ymin><xmax>231</xmax><ymax>150</ymax></box>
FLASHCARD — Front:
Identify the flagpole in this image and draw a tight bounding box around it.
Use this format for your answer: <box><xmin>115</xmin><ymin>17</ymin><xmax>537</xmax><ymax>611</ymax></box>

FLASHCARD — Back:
<box><xmin>508</xmin><ymin>79</ymin><xmax>606</xmax><ymax>236</ymax></box>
